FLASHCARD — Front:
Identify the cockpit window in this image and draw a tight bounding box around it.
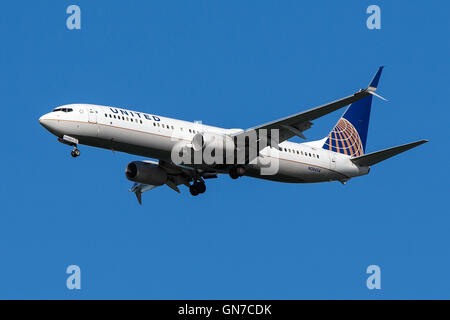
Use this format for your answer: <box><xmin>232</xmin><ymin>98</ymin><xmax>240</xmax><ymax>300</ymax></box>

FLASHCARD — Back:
<box><xmin>53</xmin><ymin>108</ymin><xmax>73</xmax><ymax>112</ymax></box>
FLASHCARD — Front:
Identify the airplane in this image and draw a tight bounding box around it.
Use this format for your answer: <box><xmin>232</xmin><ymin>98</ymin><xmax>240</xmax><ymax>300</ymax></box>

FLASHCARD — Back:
<box><xmin>39</xmin><ymin>67</ymin><xmax>427</xmax><ymax>204</ymax></box>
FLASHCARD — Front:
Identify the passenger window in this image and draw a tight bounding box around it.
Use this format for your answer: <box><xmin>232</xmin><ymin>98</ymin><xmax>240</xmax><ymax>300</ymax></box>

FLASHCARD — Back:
<box><xmin>140</xmin><ymin>120</ymin><xmax>142</xmax><ymax>124</ymax></box>
<box><xmin>109</xmin><ymin>114</ymin><xmax>112</xmax><ymax>118</ymax></box>
<box><xmin>317</xmin><ymin>155</ymin><xmax>319</xmax><ymax>159</ymax></box>
<box><xmin>309</xmin><ymin>153</ymin><xmax>311</xmax><ymax>157</ymax></box>
<box><xmin>153</xmin><ymin>123</ymin><xmax>156</xmax><ymax>126</ymax></box>
<box><xmin>105</xmin><ymin>114</ymin><xmax>107</xmax><ymax>117</ymax></box>
<box><xmin>131</xmin><ymin>118</ymin><xmax>133</xmax><ymax>122</ymax></box>
<box><xmin>114</xmin><ymin>115</ymin><xmax>116</xmax><ymax>119</ymax></box>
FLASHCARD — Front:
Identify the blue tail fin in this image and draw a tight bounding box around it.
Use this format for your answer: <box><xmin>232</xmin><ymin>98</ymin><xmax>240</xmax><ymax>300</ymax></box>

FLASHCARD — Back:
<box><xmin>322</xmin><ymin>67</ymin><xmax>383</xmax><ymax>157</ymax></box>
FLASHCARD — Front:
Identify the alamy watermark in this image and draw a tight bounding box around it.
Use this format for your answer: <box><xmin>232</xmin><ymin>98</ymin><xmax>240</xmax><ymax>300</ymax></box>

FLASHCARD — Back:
<box><xmin>66</xmin><ymin>265</ymin><xmax>81</xmax><ymax>290</ymax></box>
<box><xmin>168</xmin><ymin>122</ymin><xmax>281</xmax><ymax>176</ymax></box>
<box><xmin>366</xmin><ymin>265</ymin><xmax>381</xmax><ymax>290</ymax></box>
<box><xmin>66</xmin><ymin>5</ymin><xmax>81</xmax><ymax>30</ymax></box>
<box><xmin>366</xmin><ymin>5</ymin><xmax>381</xmax><ymax>30</ymax></box>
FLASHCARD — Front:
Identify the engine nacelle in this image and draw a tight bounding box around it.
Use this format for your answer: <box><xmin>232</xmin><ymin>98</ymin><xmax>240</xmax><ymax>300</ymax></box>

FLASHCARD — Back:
<box><xmin>125</xmin><ymin>161</ymin><xmax>167</xmax><ymax>186</ymax></box>
<box><xmin>191</xmin><ymin>132</ymin><xmax>235</xmax><ymax>155</ymax></box>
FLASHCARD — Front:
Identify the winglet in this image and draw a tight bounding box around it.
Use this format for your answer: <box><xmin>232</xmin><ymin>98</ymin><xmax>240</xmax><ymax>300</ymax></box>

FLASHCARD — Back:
<box><xmin>135</xmin><ymin>191</ymin><xmax>142</xmax><ymax>205</ymax></box>
<box><xmin>368</xmin><ymin>66</ymin><xmax>384</xmax><ymax>90</ymax></box>
<box><xmin>368</xmin><ymin>90</ymin><xmax>388</xmax><ymax>101</ymax></box>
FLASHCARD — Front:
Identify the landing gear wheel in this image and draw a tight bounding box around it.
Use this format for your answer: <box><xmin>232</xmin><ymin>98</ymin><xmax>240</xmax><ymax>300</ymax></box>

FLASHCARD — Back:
<box><xmin>229</xmin><ymin>167</ymin><xmax>239</xmax><ymax>179</ymax></box>
<box><xmin>189</xmin><ymin>180</ymin><xmax>206</xmax><ymax>196</ymax></box>
<box><xmin>197</xmin><ymin>181</ymin><xmax>206</xmax><ymax>194</ymax></box>
<box><xmin>236</xmin><ymin>166</ymin><xmax>245</xmax><ymax>176</ymax></box>
<box><xmin>71</xmin><ymin>148</ymin><xmax>80</xmax><ymax>158</ymax></box>
<box><xmin>229</xmin><ymin>166</ymin><xmax>245</xmax><ymax>179</ymax></box>
<box><xmin>189</xmin><ymin>184</ymin><xmax>199</xmax><ymax>196</ymax></box>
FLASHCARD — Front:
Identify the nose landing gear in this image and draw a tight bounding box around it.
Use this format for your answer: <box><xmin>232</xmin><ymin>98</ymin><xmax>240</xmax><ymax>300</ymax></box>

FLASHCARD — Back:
<box><xmin>57</xmin><ymin>135</ymin><xmax>81</xmax><ymax>158</ymax></box>
<box><xmin>71</xmin><ymin>148</ymin><xmax>81</xmax><ymax>158</ymax></box>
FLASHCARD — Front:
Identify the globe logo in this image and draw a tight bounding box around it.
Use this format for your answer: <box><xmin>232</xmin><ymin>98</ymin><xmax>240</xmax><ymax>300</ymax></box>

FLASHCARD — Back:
<box><xmin>323</xmin><ymin>118</ymin><xmax>364</xmax><ymax>157</ymax></box>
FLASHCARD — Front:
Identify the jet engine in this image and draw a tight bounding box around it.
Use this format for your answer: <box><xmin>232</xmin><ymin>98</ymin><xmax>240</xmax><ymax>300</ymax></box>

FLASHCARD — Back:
<box><xmin>125</xmin><ymin>161</ymin><xmax>167</xmax><ymax>186</ymax></box>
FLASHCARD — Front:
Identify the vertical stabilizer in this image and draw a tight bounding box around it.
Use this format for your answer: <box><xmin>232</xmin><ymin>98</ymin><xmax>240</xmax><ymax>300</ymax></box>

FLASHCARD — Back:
<box><xmin>322</xmin><ymin>67</ymin><xmax>384</xmax><ymax>157</ymax></box>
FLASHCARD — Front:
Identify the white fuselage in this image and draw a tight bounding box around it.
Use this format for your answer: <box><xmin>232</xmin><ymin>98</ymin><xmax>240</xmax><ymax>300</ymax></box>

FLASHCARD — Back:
<box><xmin>39</xmin><ymin>104</ymin><xmax>369</xmax><ymax>183</ymax></box>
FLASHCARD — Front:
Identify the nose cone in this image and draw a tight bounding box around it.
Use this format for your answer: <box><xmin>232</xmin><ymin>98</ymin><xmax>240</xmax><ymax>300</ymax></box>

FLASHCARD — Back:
<box><xmin>39</xmin><ymin>112</ymin><xmax>61</xmax><ymax>136</ymax></box>
<box><xmin>39</xmin><ymin>113</ymin><xmax>51</xmax><ymax>129</ymax></box>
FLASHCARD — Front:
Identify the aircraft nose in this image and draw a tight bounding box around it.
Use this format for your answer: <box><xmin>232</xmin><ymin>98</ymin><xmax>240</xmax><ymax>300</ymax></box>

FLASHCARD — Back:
<box><xmin>39</xmin><ymin>113</ymin><xmax>55</xmax><ymax>132</ymax></box>
<box><xmin>39</xmin><ymin>113</ymin><xmax>49</xmax><ymax>126</ymax></box>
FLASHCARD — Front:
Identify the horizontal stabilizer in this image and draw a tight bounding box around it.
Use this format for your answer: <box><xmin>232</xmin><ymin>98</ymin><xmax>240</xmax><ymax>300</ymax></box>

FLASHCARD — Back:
<box><xmin>351</xmin><ymin>139</ymin><xmax>428</xmax><ymax>167</ymax></box>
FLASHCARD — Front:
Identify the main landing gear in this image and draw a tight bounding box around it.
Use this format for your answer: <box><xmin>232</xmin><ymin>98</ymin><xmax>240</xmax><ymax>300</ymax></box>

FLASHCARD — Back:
<box><xmin>71</xmin><ymin>147</ymin><xmax>81</xmax><ymax>158</ymax></box>
<box><xmin>229</xmin><ymin>166</ymin><xmax>245</xmax><ymax>180</ymax></box>
<box><xmin>189</xmin><ymin>179</ymin><xmax>206</xmax><ymax>196</ymax></box>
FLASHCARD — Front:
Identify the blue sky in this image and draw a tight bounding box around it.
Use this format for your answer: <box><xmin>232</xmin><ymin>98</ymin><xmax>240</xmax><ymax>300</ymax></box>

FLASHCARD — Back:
<box><xmin>0</xmin><ymin>0</ymin><xmax>449</xmax><ymax>299</ymax></box>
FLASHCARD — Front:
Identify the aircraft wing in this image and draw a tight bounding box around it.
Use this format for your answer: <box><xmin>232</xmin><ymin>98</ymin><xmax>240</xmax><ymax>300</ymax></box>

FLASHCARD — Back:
<box><xmin>129</xmin><ymin>160</ymin><xmax>218</xmax><ymax>204</ymax></box>
<box><xmin>232</xmin><ymin>88</ymin><xmax>374</xmax><ymax>144</ymax></box>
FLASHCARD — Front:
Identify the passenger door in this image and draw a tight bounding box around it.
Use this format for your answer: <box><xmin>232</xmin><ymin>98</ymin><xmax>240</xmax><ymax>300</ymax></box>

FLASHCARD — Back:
<box><xmin>330</xmin><ymin>152</ymin><xmax>336</xmax><ymax>170</ymax></box>
<box><xmin>87</xmin><ymin>107</ymin><xmax>97</xmax><ymax>123</ymax></box>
